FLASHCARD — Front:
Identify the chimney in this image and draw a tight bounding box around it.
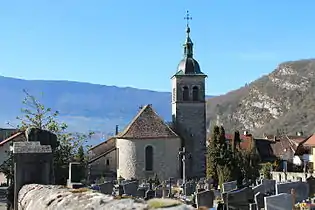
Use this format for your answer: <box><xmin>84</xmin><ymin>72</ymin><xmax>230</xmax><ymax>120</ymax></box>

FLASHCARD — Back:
<box><xmin>115</xmin><ymin>125</ymin><xmax>119</xmax><ymax>135</ymax></box>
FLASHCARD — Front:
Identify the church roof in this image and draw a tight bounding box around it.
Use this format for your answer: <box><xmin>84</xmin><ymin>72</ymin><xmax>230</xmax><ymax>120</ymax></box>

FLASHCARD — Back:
<box><xmin>117</xmin><ymin>104</ymin><xmax>178</xmax><ymax>139</ymax></box>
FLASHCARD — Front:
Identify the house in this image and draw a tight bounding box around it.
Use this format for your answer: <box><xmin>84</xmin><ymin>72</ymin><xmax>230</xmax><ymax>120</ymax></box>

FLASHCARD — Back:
<box><xmin>0</xmin><ymin>131</ymin><xmax>26</xmax><ymax>184</ymax></box>
<box><xmin>298</xmin><ymin>134</ymin><xmax>315</xmax><ymax>171</ymax></box>
<box><xmin>89</xmin><ymin>21</ymin><xmax>208</xmax><ymax>181</ymax></box>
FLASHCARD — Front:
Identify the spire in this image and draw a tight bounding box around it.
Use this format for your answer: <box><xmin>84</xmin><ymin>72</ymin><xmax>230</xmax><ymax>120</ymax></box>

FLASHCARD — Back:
<box><xmin>183</xmin><ymin>11</ymin><xmax>193</xmax><ymax>58</ymax></box>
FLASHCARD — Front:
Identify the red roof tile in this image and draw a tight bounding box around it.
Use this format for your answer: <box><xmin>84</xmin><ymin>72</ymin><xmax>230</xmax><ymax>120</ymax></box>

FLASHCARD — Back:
<box><xmin>118</xmin><ymin>104</ymin><xmax>178</xmax><ymax>139</ymax></box>
<box><xmin>0</xmin><ymin>132</ymin><xmax>24</xmax><ymax>146</ymax></box>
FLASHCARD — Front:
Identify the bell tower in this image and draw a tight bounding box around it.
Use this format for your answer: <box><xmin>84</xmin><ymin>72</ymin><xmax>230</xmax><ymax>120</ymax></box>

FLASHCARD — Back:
<box><xmin>171</xmin><ymin>11</ymin><xmax>207</xmax><ymax>179</ymax></box>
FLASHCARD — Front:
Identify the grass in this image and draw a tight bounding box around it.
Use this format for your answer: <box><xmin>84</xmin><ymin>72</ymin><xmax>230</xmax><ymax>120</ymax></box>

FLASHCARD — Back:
<box><xmin>147</xmin><ymin>198</ymin><xmax>181</xmax><ymax>208</ymax></box>
<box><xmin>69</xmin><ymin>188</ymin><xmax>90</xmax><ymax>193</ymax></box>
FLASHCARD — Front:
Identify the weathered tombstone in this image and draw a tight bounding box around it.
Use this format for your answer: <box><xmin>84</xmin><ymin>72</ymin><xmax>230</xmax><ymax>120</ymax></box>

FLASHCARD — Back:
<box><xmin>25</xmin><ymin>127</ymin><xmax>59</xmax><ymax>150</ymax></box>
<box><xmin>122</xmin><ymin>180</ymin><xmax>138</xmax><ymax>197</ymax></box>
<box><xmin>222</xmin><ymin>180</ymin><xmax>237</xmax><ymax>193</ymax></box>
<box><xmin>264</xmin><ymin>193</ymin><xmax>293</xmax><ymax>210</ymax></box>
<box><xmin>185</xmin><ymin>181</ymin><xmax>196</xmax><ymax>196</ymax></box>
<box><xmin>195</xmin><ymin>190</ymin><xmax>214</xmax><ymax>208</ymax></box>
<box><xmin>223</xmin><ymin>187</ymin><xmax>254</xmax><ymax>209</ymax></box>
<box><xmin>67</xmin><ymin>162</ymin><xmax>85</xmax><ymax>188</ymax></box>
<box><xmin>136</xmin><ymin>187</ymin><xmax>146</xmax><ymax>198</ymax></box>
<box><xmin>276</xmin><ymin>181</ymin><xmax>309</xmax><ymax>202</ymax></box>
<box><xmin>98</xmin><ymin>181</ymin><xmax>114</xmax><ymax>195</ymax></box>
<box><xmin>13</xmin><ymin>141</ymin><xmax>53</xmax><ymax>210</ymax></box>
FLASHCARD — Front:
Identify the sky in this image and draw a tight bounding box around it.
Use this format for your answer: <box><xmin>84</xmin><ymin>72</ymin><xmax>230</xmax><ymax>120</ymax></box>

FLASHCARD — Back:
<box><xmin>0</xmin><ymin>1</ymin><xmax>315</xmax><ymax>95</ymax></box>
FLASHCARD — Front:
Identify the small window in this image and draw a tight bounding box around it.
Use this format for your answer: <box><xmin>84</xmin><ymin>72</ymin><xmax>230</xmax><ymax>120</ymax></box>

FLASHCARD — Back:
<box><xmin>182</xmin><ymin>86</ymin><xmax>189</xmax><ymax>101</ymax></box>
<box><xmin>145</xmin><ymin>145</ymin><xmax>154</xmax><ymax>171</ymax></box>
<box><xmin>106</xmin><ymin>159</ymin><xmax>110</xmax><ymax>166</ymax></box>
<box><xmin>192</xmin><ymin>86</ymin><xmax>199</xmax><ymax>101</ymax></box>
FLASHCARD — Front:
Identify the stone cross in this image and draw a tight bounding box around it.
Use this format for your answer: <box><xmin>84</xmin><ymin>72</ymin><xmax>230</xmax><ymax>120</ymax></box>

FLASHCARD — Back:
<box><xmin>148</xmin><ymin>178</ymin><xmax>154</xmax><ymax>190</ymax></box>
<box><xmin>167</xmin><ymin>177</ymin><xmax>173</xmax><ymax>198</ymax></box>
<box><xmin>179</xmin><ymin>147</ymin><xmax>190</xmax><ymax>195</ymax></box>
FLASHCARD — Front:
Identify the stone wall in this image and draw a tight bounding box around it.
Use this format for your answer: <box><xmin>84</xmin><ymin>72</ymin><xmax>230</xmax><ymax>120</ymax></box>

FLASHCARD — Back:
<box><xmin>116</xmin><ymin>137</ymin><xmax>181</xmax><ymax>181</ymax></box>
<box><xmin>271</xmin><ymin>171</ymin><xmax>313</xmax><ymax>182</ymax></box>
<box><xmin>18</xmin><ymin>184</ymin><xmax>194</xmax><ymax>210</ymax></box>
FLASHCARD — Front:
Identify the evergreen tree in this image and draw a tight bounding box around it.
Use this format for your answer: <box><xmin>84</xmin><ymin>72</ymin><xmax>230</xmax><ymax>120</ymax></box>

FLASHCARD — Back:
<box><xmin>230</xmin><ymin>130</ymin><xmax>244</xmax><ymax>186</ymax></box>
<box><xmin>243</xmin><ymin>135</ymin><xmax>261</xmax><ymax>185</ymax></box>
<box><xmin>206</xmin><ymin>125</ymin><xmax>220</xmax><ymax>180</ymax></box>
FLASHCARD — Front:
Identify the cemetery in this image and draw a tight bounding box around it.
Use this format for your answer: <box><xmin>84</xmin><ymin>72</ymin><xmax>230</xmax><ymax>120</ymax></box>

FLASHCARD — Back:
<box><xmin>2</xmin><ymin>128</ymin><xmax>315</xmax><ymax>209</ymax></box>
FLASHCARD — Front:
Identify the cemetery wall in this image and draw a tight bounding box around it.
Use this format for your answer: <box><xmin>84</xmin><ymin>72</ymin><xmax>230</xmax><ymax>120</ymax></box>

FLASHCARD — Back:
<box><xmin>18</xmin><ymin>184</ymin><xmax>194</xmax><ymax>210</ymax></box>
<box><xmin>116</xmin><ymin>137</ymin><xmax>181</xmax><ymax>180</ymax></box>
<box><xmin>271</xmin><ymin>171</ymin><xmax>313</xmax><ymax>182</ymax></box>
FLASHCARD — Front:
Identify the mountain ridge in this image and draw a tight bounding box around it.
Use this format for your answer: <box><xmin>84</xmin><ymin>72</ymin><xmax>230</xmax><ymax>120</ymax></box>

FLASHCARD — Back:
<box><xmin>206</xmin><ymin>58</ymin><xmax>315</xmax><ymax>137</ymax></box>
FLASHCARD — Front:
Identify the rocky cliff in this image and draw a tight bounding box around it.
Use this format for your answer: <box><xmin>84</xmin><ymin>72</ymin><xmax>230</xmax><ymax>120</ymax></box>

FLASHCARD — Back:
<box><xmin>206</xmin><ymin>59</ymin><xmax>315</xmax><ymax>136</ymax></box>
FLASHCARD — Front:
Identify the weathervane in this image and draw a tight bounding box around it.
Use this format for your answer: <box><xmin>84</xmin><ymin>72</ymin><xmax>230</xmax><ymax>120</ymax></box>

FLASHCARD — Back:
<box><xmin>184</xmin><ymin>10</ymin><xmax>192</xmax><ymax>27</ymax></box>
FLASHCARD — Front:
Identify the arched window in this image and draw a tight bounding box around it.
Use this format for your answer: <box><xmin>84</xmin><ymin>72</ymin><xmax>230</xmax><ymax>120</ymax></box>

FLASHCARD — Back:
<box><xmin>192</xmin><ymin>86</ymin><xmax>199</xmax><ymax>101</ymax></box>
<box><xmin>145</xmin><ymin>145</ymin><xmax>153</xmax><ymax>171</ymax></box>
<box><xmin>182</xmin><ymin>86</ymin><xmax>189</xmax><ymax>101</ymax></box>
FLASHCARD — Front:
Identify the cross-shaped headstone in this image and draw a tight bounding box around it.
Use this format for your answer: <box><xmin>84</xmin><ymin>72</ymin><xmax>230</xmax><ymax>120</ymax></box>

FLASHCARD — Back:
<box><xmin>167</xmin><ymin>177</ymin><xmax>173</xmax><ymax>198</ymax></box>
<box><xmin>179</xmin><ymin>147</ymin><xmax>191</xmax><ymax>195</ymax></box>
<box><xmin>148</xmin><ymin>178</ymin><xmax>154</xmax><ymax>190</ymax></box>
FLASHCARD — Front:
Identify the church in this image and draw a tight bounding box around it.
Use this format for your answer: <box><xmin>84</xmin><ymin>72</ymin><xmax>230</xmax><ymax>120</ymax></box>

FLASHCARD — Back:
<box><xmin>89</xmin><ymin>18</ymin><xmax>208</xmax><ymax>181</ymax></box>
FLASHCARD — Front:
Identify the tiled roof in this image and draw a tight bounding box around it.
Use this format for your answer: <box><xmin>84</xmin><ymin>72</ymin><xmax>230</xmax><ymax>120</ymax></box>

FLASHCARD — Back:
<box><xmin>302</xmin><ymin>134</ymin><xmax>315</xmax><ymax>146</ymax></box>
<box><xmin>117</xmin><ymin>104</ymin><xmax>178</xmax><ymax>139</ymax></box>
<box><xmin>0</xmin><ymin>132</ymin><xmax>25</xmax><ymax>146</ymax></box>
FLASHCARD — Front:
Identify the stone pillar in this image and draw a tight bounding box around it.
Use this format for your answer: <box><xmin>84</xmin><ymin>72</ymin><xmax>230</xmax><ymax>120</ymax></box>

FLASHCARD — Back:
<box><xmin>13</xmin><ymin>141</ymin><xmax>53</xmax><ymax>210</ymax></box>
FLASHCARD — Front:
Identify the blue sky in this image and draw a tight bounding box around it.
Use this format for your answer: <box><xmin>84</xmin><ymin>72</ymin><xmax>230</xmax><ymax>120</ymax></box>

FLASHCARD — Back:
<box><xmin>0</xmin><ymin>1</ymin><xmax>315</xmax><ymax>95</ymax></box>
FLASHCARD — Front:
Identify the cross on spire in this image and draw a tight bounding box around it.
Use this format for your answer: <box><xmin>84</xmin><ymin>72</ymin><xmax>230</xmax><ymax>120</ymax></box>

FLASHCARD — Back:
<box><xmin>184</xmin><ymin>10</ymin><xmax>192</xmax><ymax>27</ymax></box>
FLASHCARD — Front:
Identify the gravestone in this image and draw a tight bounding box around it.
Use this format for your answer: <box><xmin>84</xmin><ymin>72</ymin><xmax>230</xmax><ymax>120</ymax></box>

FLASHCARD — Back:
<box><xmin>137</xmin><ymin>187</ymin><xmax>146</xmax><ymax>198</ymax></box>
<box><xmin>196</xmin><ymin>190</ymin><xmax>214</xmax><ymax>208</ymax></box>
<box><xmin>25</xmin><ymin>127</ymin><xmax>59</xmax><ymax>150</ymax></box>
<box><xmin>255</xmin><ymin>192</ymin><xmax>266</xmax><ymax>209</ymax></box>
<box><xmin>98</xmin><ymin>181</ymin><xmax>114</xmax><ymax>195</ymax></box>
<box><xmin>264</xmin><ymin>193</ymin><xmax>293</xmax><ymax>210</ymax></box>
<box><xmin>122</xmin><ymin>180</ymin><xmax>138</xmax><ymax>197</ymax></box>
<box><xmin>13</xmin><ymin>141</ymin><xmax>53</xmax><ymax>210</ymax></box>
<box><xmin>249</xmin><ymin>203</ymin><xmax>257</xmax><ymax>210</ymax></box>
<box><xmin>145</xmin><ymin>179</ymin><xmax>155</xmax><ymax>200</ymax></box>
<box><xmin>276</xmin><ymin>181</ymin><xmax>309</xmax><ymax>202</ymax></box>
<box><xmin>68</xmin><ymin>162</ymin><xmax>85</xmax><ymax>187</ymax></box>
<box><xmin>223</xmin><ymin>187</ymin><xmax>254</xmax><ymax>209</ymax></box>
<box><xmin>145</xmin><ymin>189</ymin><xmax>155</xmax><ymax>200</ymax></box>
<box><xmin>222</xmin><ymin>180</ymin><xmax>237</xmax><ymax>193</ymax></box>
<box><xmin>185</xmin><ymin>182</ymin><xmax>196</xmax><ymax>196</ymax></box>
<box><xmin>307</xmin><ymin>176</ymin><xmax>315</xmax><ymax>198</ymax></box>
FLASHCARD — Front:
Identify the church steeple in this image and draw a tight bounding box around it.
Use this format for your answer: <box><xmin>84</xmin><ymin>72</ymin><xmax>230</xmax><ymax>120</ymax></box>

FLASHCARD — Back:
<box><xmin>183</xmin><ymin>11</ymin><xmax>193</xmax><ymax>58</ymax></box>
